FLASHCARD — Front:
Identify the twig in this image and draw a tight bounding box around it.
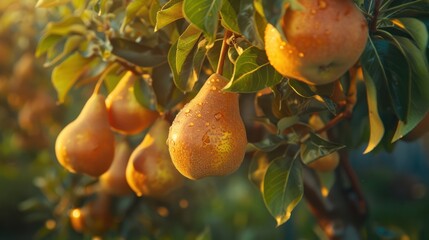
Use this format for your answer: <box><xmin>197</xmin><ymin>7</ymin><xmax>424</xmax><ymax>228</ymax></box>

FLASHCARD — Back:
<box><xmin>216</xmin><ymin>30</ymin><xmax>232</xmax><ymax>76</ymax></box>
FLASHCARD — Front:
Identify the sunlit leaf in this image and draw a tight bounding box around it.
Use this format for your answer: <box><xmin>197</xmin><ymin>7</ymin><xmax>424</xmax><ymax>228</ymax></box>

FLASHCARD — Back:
<box><xmin>176</xmin><ymin>25</ymin><xmax>202</xmax><ymax>76</ymax></box>
<box><xmin>249</xmin><ymin>151</ymin><xmax>270</xmax><ymax>190</ymax></box>
<box><xmin>288</xmin><ymin>79</ymin><xmax>315</xmax><ymax>98</ymax></box>
<box><xmin>121</xmin><ymin>0</ymin><xmax>148</xmax><ymax>31</ymax></box>
<box><xmin>155</xmin><ymin>0</ymin><xmax>183</xmax><ymax>31</ymax></box>
<box><xmin>361</xmin><ymin>67</ymin><xmax>385</xmax><ymax>153</ymax></box>
<box><xmin>43</xmin><ymin>35</ymin><xmax>85</xmax><ymax>67</ymax></box>
<box><xmin>183</xmin><ymin>0</ymin><xmax>222</xmax><ymax>44</ymax></box>
<box><xmin>225</xmin><ymin>47</ymin><xmax>283</xmax><ymax>92</ymax></box>
<box><xmin>52</xmin><ymin>53</ymin><xmax>94</xmax><ymax>103</ymax></box>
<box><xmin>300</xmin><ymin>132</ymin><xmax>344</xmax><ymax>164</ymax></box>
<box><xmin>36</xmin><ymin>34</ymin><xmax>63</xmax><ymax>57</ymax></box>
<box><xmin>263</xmin><ymin>155</ymin><xmax>303</xmax><ymax>226</ymax></box>
<box><xmin>261</xmin><ymin>0</ymin><xmax>303</xmax><ymax>27</ymax></box>
<box><xmin>36</xmin><ymin>0</ymin><xmax>70</xmax><ymax>8</ymax></box>
<box><xmin>44</xmin><ymin>17</ymin><xmax>87</xmax><ymax>36</ymax></box>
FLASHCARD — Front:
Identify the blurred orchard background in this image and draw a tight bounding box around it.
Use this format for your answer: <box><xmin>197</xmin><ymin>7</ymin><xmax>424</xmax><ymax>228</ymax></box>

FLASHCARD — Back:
<box><xmin>1</xmin><ymin>0</ymin><xmax>429</xmax><ymax>239</ymax></box>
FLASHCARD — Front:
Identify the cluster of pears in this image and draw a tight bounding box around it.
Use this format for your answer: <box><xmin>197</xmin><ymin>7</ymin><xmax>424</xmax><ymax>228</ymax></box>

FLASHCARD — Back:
<box><xmin>55</xmin><ymin>70</ymin><xmax>182</xmax><ymax>198</ymax></box>
<box><xmin>265</xmin><ymin>0</ymin><xmax>368</xmax><ymax>85</ymax></box>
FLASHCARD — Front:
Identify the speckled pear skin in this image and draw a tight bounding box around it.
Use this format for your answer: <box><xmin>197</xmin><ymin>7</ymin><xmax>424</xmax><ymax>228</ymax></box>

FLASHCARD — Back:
<box><xmin>55</xmin><ymin>94</ymin><xmax>115</xmax><ymax>177</ymax></box>
<box><xmin>167</xmin><ymin>74</ymin><xmax>247</xmax><ymax>180</ymax></box>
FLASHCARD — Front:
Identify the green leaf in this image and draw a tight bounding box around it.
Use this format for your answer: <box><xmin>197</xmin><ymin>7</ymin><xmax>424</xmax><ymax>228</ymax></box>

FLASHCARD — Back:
<box><xmin>135</xmin><ymin>75</ymin><xmax>157</xmax><ymax>111</ymax></box>
<box><xmin>237</xmin><ymin>0</ymin><xmax>265</xmax><ymax>48</ymax></box>
<box><xmin>288</xmin><ymin>79</ymin><xmax>315</xmax><ymax>98</ymax></box>
<box><xmin>263</xmin><ymin>155</ymin><xmax>303</xmax><ymax>226</ymax></box>
<box><xmin>393</xmin><ymin>18</ymin><xmax>429</xmax><ymax>52</ymax></box>
<box><xmin>392</xmin><ymin>37</ymin><xmax>429</xmax><ymax>141</ymax></box>
<box><xmin>300</xmin><ymin>132</ymin><xmax>344</xmax><ymax>164</ymax></box>
<box><xmin>207</xmin><ymin>39</ymin><xmax>234</xmax><ymax>79</ymax></box>
<box><xmin>176</xmin><ymin>25</ymin><xmax>202</xmax><ymax>76</ymax></box>
<box><xmin>362</xmin><ymin>36</ymin><xmax>411</xmax><ymax>121</ymax></box>
<box><xmin>152</xmin><ymin>63</ymin><xmax>185</xmax><ymax>110</ymax></box>
<box><xmin>155</xmin><ymin>0</ymin><xmax>184</xmax><ymax>31</ymax></box>
<box><xmin>44</xmin><ymin>17</ymin><xmax>87</xmax><ymax>36</ymax></box>
<box><xmin>225</xmin><ymin>47</ymin><xmax>283</xmax><ymax>92</ymax></box>
<box><xmin>277</xmin><ymin>116</ymin><xmax>300</xmax><ymax>134</ymax></box>
<box><xmin>52</xmin><ymin>53</ymin><xmax>94</xmax><ymax>103</ymax></box>
<box><xmin>43</xmin><ymin>35</ymin><xmax>85</xmax><ymax>67</ymax></box>
<box><xmin>261</xmin><ymin>0</ymin><xmax>303</xmax><ymax>27</ymax></box>
<box><xmin>121</xmin><ymin>0</ymin><xmax>148</xmax><ymax>31</ymax></box>
<box><xmin>168</xmin><ymin>38</ymin><xmax>206</xmax><ymax>92</ymax></box>
<box><xmin>110</xmin><ymin>38</ymin><xmax>166</xmax><ymax>67</ymax></box>
<box><xmin>36</xmin><ymin>0</ymin><xmax>70</xmax><ymax>8</ymax></box>
<box><xmin>220</xmin><ymin>0</ymin><xmax>241</xmax><ymax>33</ymax></box>
<box><xmin>246</xmin><ymin>134</ymin><xmax>287</xmax><ymax>152</ymax></box>
<box><xmin>183</xmin><ymin>0</ymin><xmax>222</xmax><ymax>44</ymax></box>
<box><xmin>36</xmin><ymin>34</ymin><xmax>63</xmax><ymax>57</ymax></box>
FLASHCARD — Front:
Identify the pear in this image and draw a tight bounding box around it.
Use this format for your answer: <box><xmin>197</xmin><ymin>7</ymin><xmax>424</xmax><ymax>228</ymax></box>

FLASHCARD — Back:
<box><xmin>99</xmin><ymin>140</ymin><xmax>133</xmax><ymax>196</ymax></box>
<box><xmin>55</xmin><ymin>94</ymin><xmax>115</xmax><ymax>177</ymax></box>
<box><xmin>167</xmin><ymin>73</ymin><xmax>247</xmax><ymax>180</ymax></box>
<box><xmin>106</xmin><ymin>71</ymin><xmax>159</xmax><ymax>135</ymax></box>
<box><xmin>69</xmin><ymin>193</ymin><xmax>114</xmax><ymax>235</ymax></box>
<box><xmin>126</xmin><ymin>118</ymin><xmax>183</xmax><ymax>197</ymax></box>
<box><xmin>265</xmin><ymin>0</ymin><xmax>368</xmax><ymax>85</ymax></box>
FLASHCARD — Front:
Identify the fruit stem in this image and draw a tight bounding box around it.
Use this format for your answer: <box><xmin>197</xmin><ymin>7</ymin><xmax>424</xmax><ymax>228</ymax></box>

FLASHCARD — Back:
<box><xmin>216</xmin><ymin>30</ymin><xmax>233</xmax><ymax>76</ymax></box>
<box><xmin>93</xmin><ymin>63</ymin><xmax>118</xmax><ymax>95</ymax></box>
<box><xmin>370</xmin><ymin>0</ymin><xmax>382</xmax><ymax>32</ymax></box>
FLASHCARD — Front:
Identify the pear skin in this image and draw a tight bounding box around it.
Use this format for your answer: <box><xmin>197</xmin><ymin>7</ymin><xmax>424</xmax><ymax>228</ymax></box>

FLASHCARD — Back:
<box><xmin>168</xmin><ymin>73</ymin><xmax>247</xmax><ymax>180</ymax></box>
<box><xmin>265</xmin><ymin>0</ymin><xmax>368</xmax><ymax>85</ymax></box>
<box><xmin>106</xmin><ymin>71</ymin><xmax>159</xmax><ymax>135</ymax></box>
<box><xmin>55</xmin><ymin>94</ymin><xmax>115</xmax><ymax>177</ymax></box>
<box><xmin>126</xmin><ymin>118</ymin><xmax>183</xmax><ymax>198</ymax></box>
<box><xmin>99</xmin><ymin>140</ymin><xmax>133</xmax><ymax>196</ymax></box>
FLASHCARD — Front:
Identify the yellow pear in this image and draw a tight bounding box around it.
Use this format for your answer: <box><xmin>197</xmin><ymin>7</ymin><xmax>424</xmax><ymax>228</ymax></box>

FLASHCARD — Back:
<box><xmin>99</xmin><ymin>140</ymin><xmax>133</xmax><ymax>196</ymax></box>
<box><xmin>307</xmin><ymin>114</ymin><xmax>339</xmax><ymax>172</ymax></box>
<box><xmin>55</xmin><ymin>94</ymin><xmax>115</xmax><ymax>177</ymax></box>
<box><xmin>105</xmin><ymin>71</ymin><xmax>159</xmax><ymax>135</ymax></box>
<box><xmin>126</xmin><ymin>118</ymin><xmax>183</xmax><ymax>197</ymax></box>
<box><xmin>265</xmin><ymin>0</ymin><xmax>368</xmax><ymax>85</ymax></box>
<box><xmin>167</xmin><ymin>73</ymin><xmax>247</xmax><ymax>180</ymax></box>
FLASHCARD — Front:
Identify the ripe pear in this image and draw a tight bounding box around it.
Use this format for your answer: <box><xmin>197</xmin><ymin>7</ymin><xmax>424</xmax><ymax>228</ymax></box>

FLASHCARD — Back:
<box><xmin>99</xmin><ymin>140</ymin><xmax>133</xmax><ymax>196</ymax></box>
<box><xmin>126</xmin><ymin>118</ymin><xmax>183</xmax><ymax>197</ymax></box>
<box><xmin>106</xmin><ymin>71</ymin><xmax>159</xmax><ymax>135</ymax></box>
<box><xmin>69</xmin><ymin>193</ymin><xmax>114</xmax><ymax>235</ymax></box>
<box><xmin>307</xmin><ymin>114</ymin><xmax>339</xmax><ymax>172</ymax></box>
<box><xmin>167</xmin><ymin>73</ymin><xmax>247</xmax><ymax>180</ymax></box>
<box><xmin>265</xmin><ymin>0</ymin><xmax>368</xmax><ymax>85</ymax></box>
<box><xmin>55</xmin><ymin>94</ymin><xmax>115</xmax><ymax>177</ymax></box>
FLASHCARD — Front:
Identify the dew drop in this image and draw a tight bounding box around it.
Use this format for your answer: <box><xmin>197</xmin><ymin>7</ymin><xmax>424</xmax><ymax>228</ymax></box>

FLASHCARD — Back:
<box><xmin>205</xmin><ymin>122</ymin><xmax>210</xmax><ymax>127</ymax></box>
<box><xmin>214</xmin><ymin>113</ymin><xmax>223</xmax><ymax>120</ymax></box>
<box><xmin>197</xmin><ymin>113</ymin><xmax>202</xmax><ymax>118</ymax></box>
<box><xmin>318</xmin><ymin>0</ymin><xmax>327</xmax><ymax>9</ymax></box>
<box><xmin>185</xmin><ymin>109</ymin><xmax>191</xmax><ymax>114</ymax></box>
<box><xmin>288</xmin><ymin>50</ymin><xmax>293</xmax><ymax>54</ymax></box>
<box><xmin>311</xmin><ymin>9</ymin><xmax>316</xmax><ymax>14</ymax></box>
<box><xmin>211</xmin><ymin>86</ymin><xmax>217</xmax><ymax>91</ymax></box>
<box><xmin>299</xmin><ymin>52</ymin><xmax>305</xmax><ymax>57</ymax></box>
<box><xmin>197</xmin><ymin>102</ymin><xmax>203</xmax><ymax>106</ymax></box>
<box><xmin>189</xmin><ymin>122</ymin><xmax>194</xmax><ymax>127</ymax></box>
<box><xmin>279</xmin><ymin>45</ymin><xmax>284</xmax><ymax>50</ymax></box>
<box><xmin>210</xmin><ymin>78</ymin><xmax>216</xmax><ymax>83</ymax></box>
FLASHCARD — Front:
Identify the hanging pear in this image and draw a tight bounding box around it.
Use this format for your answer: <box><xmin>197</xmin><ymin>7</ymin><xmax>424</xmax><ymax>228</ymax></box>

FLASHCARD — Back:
<box><xmin>55</xmin><ymin>94</ymin><xmax>115</xmax><ymax>177</ymax></box>
<box><xmin>168</xmin><ymin>73</ymin><xmax>247</xmax><ymax>180</ymax></box>
<box><xmin>99</xmin><ymin>140</ymin><xmax>133</xmax><ymax>196</ymax></box>
<box><xmin>126</xmin><ymin>118</ymin><xmax>183</xmax><ymax>197</ymax></box>
<box><xmin>105</xmin><ymin>71</ymin><xmax>159</xmax><ymax>135</ymax></box>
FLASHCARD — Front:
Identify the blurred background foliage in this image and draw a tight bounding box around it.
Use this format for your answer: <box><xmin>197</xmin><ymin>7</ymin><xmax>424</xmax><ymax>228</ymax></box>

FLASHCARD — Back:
<box><xmin>0</xmin><ymin>0</ymin><xmax>429</xmax><ymax>239</ymax></box>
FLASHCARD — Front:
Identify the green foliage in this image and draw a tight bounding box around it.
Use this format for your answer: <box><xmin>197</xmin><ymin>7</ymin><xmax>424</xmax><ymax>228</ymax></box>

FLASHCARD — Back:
<box><xmin>32</xmin><ymin>0</ymin><xmax>429</xmax><ymax>235</ymax></box>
